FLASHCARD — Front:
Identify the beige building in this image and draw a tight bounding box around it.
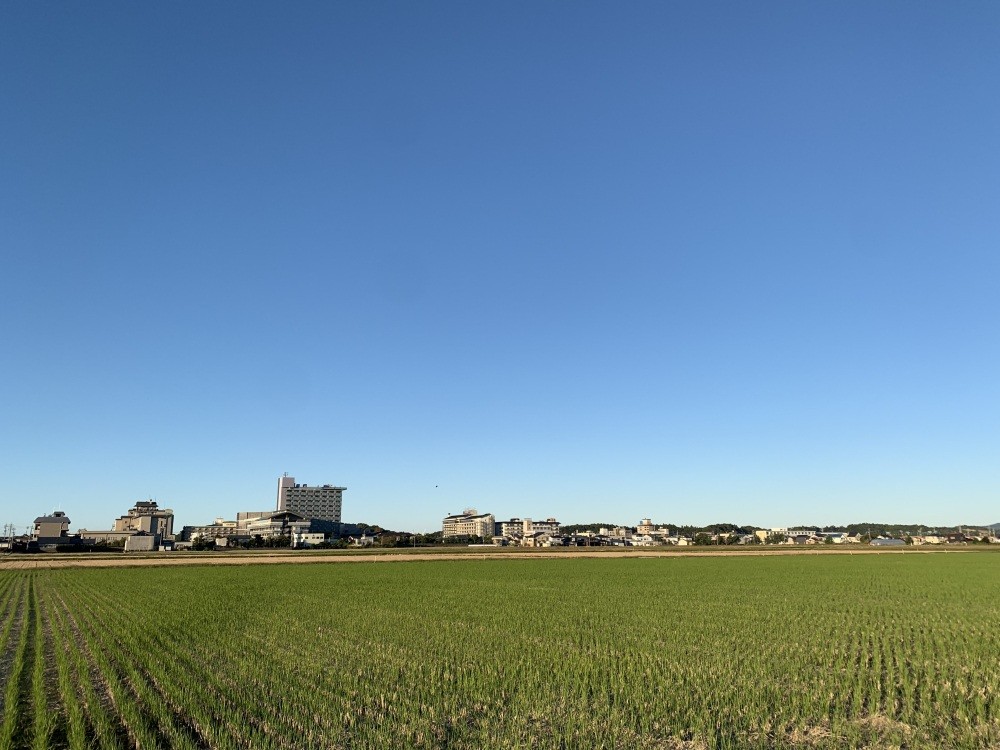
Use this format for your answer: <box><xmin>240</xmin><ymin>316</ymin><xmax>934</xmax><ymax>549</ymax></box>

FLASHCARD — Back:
<box><xmin>112</xmin><ymin>500</ymin><xmax>175</xmax><ymax>540</ymax></box>
<box><xmin>442</xmin><ymin>509</ymin><xmax>495</xmax><ymax>539</ymax></box>
<box><xmin>80</xmin><ymin>500</ymin><xmax>174</xmax><ymax>547</ymax></box>
<box><xmin>34</xmin><ymin>511</ymin><xmax>71</xmax><ymax>539</ymax></box>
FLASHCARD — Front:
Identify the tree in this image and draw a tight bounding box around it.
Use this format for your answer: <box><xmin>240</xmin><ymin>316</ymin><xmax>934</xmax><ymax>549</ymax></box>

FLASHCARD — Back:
<box><xmin>190</xmin><ymin>536</ymin><xmax>216</xmax><ymax>551</ymax></box>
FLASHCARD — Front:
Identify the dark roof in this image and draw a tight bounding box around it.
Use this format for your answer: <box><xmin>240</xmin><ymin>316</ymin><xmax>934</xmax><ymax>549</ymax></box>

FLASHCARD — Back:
<box><xmin>264</xmin><ymin>510</ymin><xmax>307</xmax><ymax>521</ymax></box>
<box><xmin>35</xmin><ymin>536</ymin><xmax>81</xmax><ymax>546</ymax></box>
<box><xmin>34</xmin><ymin>514</ymin><xmax>70</xmax><ymax>525</ymax></box>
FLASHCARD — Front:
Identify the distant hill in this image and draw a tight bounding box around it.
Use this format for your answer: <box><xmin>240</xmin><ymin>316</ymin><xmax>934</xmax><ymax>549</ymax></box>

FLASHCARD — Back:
<box><xmin>990</xmin><ymin>522</ymin><xmax>1000</xmax><ymax>532</ymax></box>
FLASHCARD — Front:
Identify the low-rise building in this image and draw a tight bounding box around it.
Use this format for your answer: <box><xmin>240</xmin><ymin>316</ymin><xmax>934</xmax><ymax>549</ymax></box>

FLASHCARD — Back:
<box><xmin>600</xmin><ymin>526</ymin><xmax>632</xmax><ymax>540</ymax></box>
<box><xmin>181</xmin><ymin>518</ymin><xmax>243</xmax><ymax>542</ymax></box>
<box><xmin>78</xmin><ymin>529</ymin><xmax>133</xmax><ymax>546</ymax></box>
<box><xmin>124</xmin><ymin>534</ymin><xmax>160</xmax><ymax>552</ymax></box>
<box><xmin>521</xmin><ymin>531</ymin><xmax>561</xmax><ymax>548</ymax></box>
<box><xmin>631</xmin><ymin>534</ymin><xmax>659</xmax><ymax>547</ymax></box>
<box><xmin>32</xmin><ymin>511</ymin><xmax>82</xmax><ymax>551</ymax></box>
<box><xmin>291</xmin><ymin>532</ymin><xmax>328</xmax><ymax>548</ymax></box>
<box><xmin>244</xmin><ymin>510</ymin><xmax>311</xmax><ymax>538</ymax></box>
<box><xmin>870</xmin><ymin>537</ymin><xmax>906</xmax><ymax>547</ymax></box>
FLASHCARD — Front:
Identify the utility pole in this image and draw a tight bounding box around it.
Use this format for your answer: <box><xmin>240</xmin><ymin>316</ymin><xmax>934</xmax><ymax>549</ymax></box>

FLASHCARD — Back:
<box><xmin>3</xmin><ymin>523</ymin><xmax>15</xmax><ymax>552</ymax></box>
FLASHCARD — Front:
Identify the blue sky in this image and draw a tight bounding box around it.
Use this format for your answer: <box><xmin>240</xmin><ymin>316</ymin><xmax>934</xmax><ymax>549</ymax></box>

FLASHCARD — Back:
<box><xmin>2</xmin><ymin>2</ymin><xmax>998</xmax><ymax>533</ymax></box>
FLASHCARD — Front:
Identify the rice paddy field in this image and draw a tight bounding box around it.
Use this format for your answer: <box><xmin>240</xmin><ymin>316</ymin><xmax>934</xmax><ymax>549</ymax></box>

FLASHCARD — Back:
<box><xmin>0</xmin><ymin>551</ymin><xmax>999</xmax><ymax>749</ymax></box>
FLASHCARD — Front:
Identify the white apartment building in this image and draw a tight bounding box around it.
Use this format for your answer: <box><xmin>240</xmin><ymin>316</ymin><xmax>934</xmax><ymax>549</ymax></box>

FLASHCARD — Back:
<box><xmin>496</xmin><ymin>517</ymin><xmax>561</xmax><ymax>539</ymax></box>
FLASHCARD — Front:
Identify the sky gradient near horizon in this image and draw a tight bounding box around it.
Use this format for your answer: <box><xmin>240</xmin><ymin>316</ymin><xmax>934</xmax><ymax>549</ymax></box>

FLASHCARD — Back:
<box><xmin>2</xmin><ymin>2</ymin><xmax>999</xmax><ymax>533</ymax></box>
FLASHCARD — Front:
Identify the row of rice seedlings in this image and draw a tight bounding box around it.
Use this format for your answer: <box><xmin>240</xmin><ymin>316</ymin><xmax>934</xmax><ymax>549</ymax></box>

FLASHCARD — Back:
<box><xmin>70</xmin><ymin>598</ymin><xmax>204</xmax><ymax>750</ymax></box>
<box><xmin>0</xmin><ymin>575</ymin><xmax>26</xmax><ymax>740</ymax></box>
<box><xmin>0</xmin><ymin>575</ymin><xmax>31</xmax><ymax>750</ymax></box>
<box><xmin>54</xmin><ymin>572</ymin><xmax>292</xmax><ymax>750</ymax></box>
<box><xmin>43</xmin><ymin>583</ymin><xmax>128</xmax><ymax>750</ymax></box>
<box><xmin>29</xmin><ymin>574</ymin><xmax>56</xmax><ymax>750</ymax></box>
<box><xmin>56</xmin><ymin>578</ymin><xmax>208</xmax><ymax>750</ymax></box>
<box><xmin>0</xmin><ymin>573</ymin><xmax>18</xmax><ymax>613</ymax></box>
<box><xmin>36</xmin><ymin>583</ymin><xmax>87</xmax><ymax>750</ymax></box>
<box><xmin>49</xmin><ymin>579</ymin><xmax>163</xmax><ymax>749</ymax></box>
<box><xmin>0</xmin><ymin>574</ymin><xmax>26</xmax><ymax>670</ymax></box>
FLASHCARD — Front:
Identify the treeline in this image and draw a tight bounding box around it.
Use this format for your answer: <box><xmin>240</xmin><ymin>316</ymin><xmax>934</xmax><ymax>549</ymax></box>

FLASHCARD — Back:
<box><xmin>811</xmin><ymin>523</ymin><xmax>975</xmax><ymax>536</ymax></box>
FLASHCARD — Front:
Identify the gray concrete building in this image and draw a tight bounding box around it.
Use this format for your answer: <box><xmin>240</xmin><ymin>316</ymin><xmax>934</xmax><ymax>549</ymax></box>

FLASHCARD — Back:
<box><xmin>276</xmin><ymin>475</ymin><xmax>344</xmax><ymax>532</ymax></box>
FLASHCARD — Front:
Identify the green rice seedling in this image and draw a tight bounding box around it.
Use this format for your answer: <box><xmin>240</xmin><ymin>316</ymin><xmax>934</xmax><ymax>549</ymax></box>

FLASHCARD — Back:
<box><xmin>0</xmin><ymin>576</ymin><xmax>31</xmax><ymax>750</ymax></box>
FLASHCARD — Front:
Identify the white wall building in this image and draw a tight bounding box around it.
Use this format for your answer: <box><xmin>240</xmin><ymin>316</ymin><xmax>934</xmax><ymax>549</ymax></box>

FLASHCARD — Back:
<box><xmin>496</xmin><ymin>517</ymin><xmax>561</xmax><ymax>539</ymax></box>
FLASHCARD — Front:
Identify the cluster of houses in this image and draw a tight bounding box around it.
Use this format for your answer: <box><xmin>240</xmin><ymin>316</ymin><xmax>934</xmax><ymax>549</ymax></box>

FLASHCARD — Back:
<box><xmin>749</xmin><ymin>528</ymin><xmax>998</xmax><ymax>546</ymax></box>
<box><xmin>590</xmin><ymin>526</ymin><xmax>998</xmax><ymax>547</ymax></box>
<box><xmin>438</xmin><ymin>511</ymin><xmax>998</xmax><ymax>548</ymax></box>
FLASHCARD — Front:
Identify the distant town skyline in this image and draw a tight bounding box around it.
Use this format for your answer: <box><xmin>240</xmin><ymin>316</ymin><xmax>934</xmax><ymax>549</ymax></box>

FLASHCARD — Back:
<box><xmin>3</xmin><ymin>3</ymin><xmax>998</xmax><ymax>532</ymax></box>
<box><xmin>6</xmin><ymin>472</ymin><xmax>997</xmax><ymax>539</ymax></box>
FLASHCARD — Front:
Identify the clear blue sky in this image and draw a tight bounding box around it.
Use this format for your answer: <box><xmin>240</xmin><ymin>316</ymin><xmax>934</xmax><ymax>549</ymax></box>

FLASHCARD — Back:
<box><xmin>2</xmin><ymin>2</ymin><xmax>998</xmax><ymax>533</ymax></box>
